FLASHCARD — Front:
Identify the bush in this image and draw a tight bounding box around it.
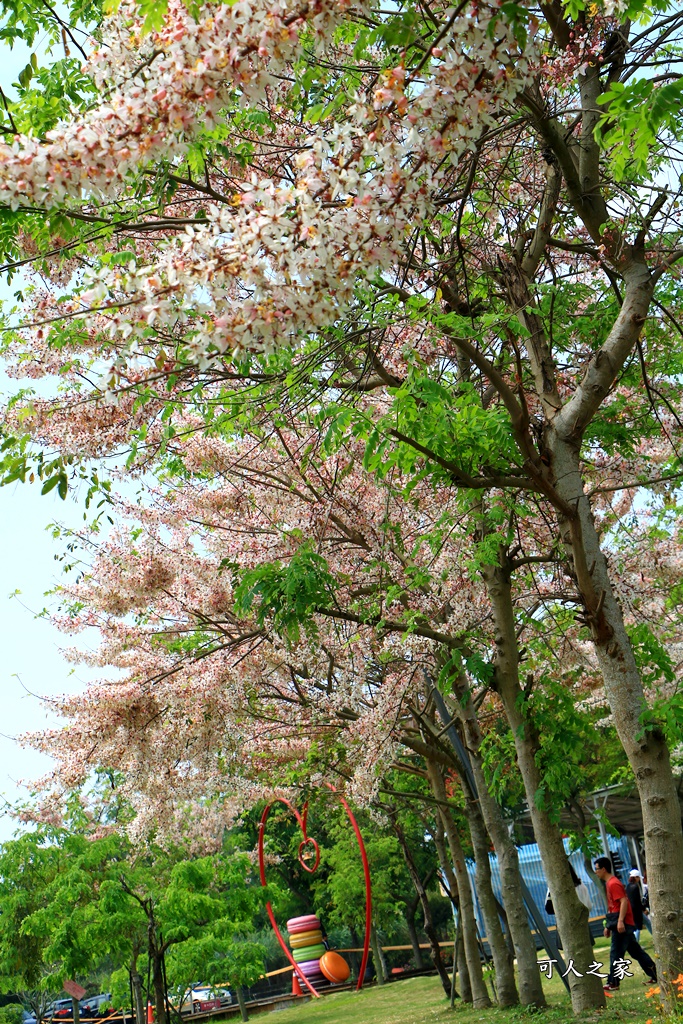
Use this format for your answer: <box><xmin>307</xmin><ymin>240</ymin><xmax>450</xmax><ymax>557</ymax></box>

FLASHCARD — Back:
<box><xmin>0</xmin><ymin>1004</ymin><xmax>26</xmax><ymax>1024</ymax></box>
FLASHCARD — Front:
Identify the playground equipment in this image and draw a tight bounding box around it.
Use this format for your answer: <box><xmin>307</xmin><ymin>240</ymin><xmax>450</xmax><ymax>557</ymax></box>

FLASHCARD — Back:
<box><xmin>257</xmin><ymin>785</ymin><xmax>371</xmax><ymax>998</ymax></box>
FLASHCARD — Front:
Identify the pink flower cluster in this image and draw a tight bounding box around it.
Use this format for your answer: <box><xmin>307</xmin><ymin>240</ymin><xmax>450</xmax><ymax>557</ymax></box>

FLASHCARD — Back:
<box><xmin>0</xmin><ymin>0</ymin><xmax>536</xmax><ymax>369</ymax></box>
<box><xmin>0</xmin><ymin>0</ymin><xmax>357</xmax><ymax>208</ymax></box>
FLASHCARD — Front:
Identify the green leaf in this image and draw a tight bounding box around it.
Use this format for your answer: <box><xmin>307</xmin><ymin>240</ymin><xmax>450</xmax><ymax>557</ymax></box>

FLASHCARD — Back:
<box><xmin>40</xmin><ymin>474</ymin><xmax>60</xmax><ymax>495</ymax></box>
<box><xmin>233</xmin><ymin>544</ymin><xmax>336</xmax><ymax>644</ymax></box>
<box><xmin>17</xmin><ymin>62</ymin><xmax>33</xmax><ymax>89</ymax></box>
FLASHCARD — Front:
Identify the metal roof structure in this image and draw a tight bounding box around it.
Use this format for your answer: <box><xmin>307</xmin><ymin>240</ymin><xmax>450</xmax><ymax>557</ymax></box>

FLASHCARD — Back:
<box><xmin>516</xmin><ymin>774</ymin><xmax>683</xmax><ymax>840</ymax></box>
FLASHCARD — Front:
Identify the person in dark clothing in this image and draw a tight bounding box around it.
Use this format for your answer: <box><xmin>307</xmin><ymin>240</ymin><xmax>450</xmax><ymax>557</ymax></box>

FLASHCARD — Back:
<box><xmin>627</xmin><ymin>869</ymin><xmax>652</xmax><ymax>938</ymax></box>
<box><xmin>594</xmin><ymin>856</ymin><xmax>656</xmax><ymax>991</ymax></box>
<box><xmin>626</xmin><ymin>870</ymin><xmax>644</xmax><ymax>941</ymax></box>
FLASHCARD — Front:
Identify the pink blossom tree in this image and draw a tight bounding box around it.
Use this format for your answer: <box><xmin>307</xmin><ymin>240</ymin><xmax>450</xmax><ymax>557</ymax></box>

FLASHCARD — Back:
<box><xmin>1</xmin><ymin>0</ymin><xmax>683</xmax><ymax>1008</ymax></box>
<box><xmin>19</xmin><ymin>422</ymin><xmax>681</xmax><ymax>1009</ymax></box>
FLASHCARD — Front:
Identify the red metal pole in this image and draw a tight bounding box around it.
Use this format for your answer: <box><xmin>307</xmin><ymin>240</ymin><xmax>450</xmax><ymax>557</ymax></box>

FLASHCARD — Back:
<box><xmin>257</xmin><ymin>801</ymin><xmax>321</xmax><ymax>998</ymax></box>
<box><xmin>325</xmin><ymin>784</ymin><xmax>373</xmax><ymax>991</ymax></box>
<box><xmin>257</xmin><ymin>789</ymin><xmax>372</xmax><ymax>995</ymax></box>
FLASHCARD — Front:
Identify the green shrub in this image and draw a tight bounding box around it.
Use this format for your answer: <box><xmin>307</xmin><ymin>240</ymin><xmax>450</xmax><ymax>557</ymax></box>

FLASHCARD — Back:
<box><xmin>0</xmin><ymin>1004</ymin><xmax>26</xmax><ymax>1024</ymax></box>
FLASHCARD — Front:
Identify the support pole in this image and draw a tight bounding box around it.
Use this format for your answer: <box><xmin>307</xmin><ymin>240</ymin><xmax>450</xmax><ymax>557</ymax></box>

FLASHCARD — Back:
<box><xmin>592</xmin><ymin>796</ymin><xmax>611</xmax><ymax>858</ymax></box>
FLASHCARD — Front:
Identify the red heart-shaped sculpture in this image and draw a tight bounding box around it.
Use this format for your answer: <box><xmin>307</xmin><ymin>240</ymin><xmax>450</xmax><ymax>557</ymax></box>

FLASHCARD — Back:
<box><xmin>257</xmin><ymin>785</ymin><xmax>371</xmax><ymax>996</ymax></box>
<box><xmin>298</xmin><ymin>836</ymin><xmax>320</xmax><ymax>873</ymax></box>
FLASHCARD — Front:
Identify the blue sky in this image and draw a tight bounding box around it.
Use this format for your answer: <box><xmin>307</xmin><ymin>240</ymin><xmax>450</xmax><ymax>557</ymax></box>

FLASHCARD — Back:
<box><xmin>0</xmin><ymin>479</ymin><xmax>98</xmax><ymax>840</ymax></box>
<box><xmin>0</xmin><ymin>19</ymin><xmax>96</xmax><ymax>840</ymax></box>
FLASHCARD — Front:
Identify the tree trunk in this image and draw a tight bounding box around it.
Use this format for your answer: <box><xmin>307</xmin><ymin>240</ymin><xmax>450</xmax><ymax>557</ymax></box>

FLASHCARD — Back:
<box><xmin>432</xmin><ymin>822</ymin><xmax>471</xmax><ymax>1006</ymax></box>
<box><xmin>423</xmin><ymin>727</ymin><xmax>518</xmax><ymax>1005</ymax></box>
<box><xmin>444</xmin><ymin>678</ymin><xmax>547</xmax><ymax>1007</ymax></box>
<box><xmin>456</xmin><ymin>927</ymin><xmax>472</xmax><ymax>1003</ymax></box>
<box><xmin>511</xmin><ymin>236</ymin><xmax>683</xmax><ymax>1005</ymax></box>
<box><xmin>378</xmin><ymin>929</ymin><xmax>390</xmax><ymax>981</ymax></box>
<box><xmin>458</xmin><ymin>777</ymin><xmax>519</xmax><ymax>1006</ymax></box>
<box><xmin>152</xmin><ymin>954</ymin><xmax>168</xmax><ymax>1024</ymax></box>
<box><xmin>551</xmin><ymin>435</ymin><xmax>683</xmax><ymax>999</ymax></box>
<box><xmin>131</xmin><ymin>967</ymin><xmax>146</xmax><ymax>1024</ymax></box>
<box><xmin>404</xmin><ymin>893</ymin><xmax>425</xmax><ymax>969</ymax></box>
<box><xmin>482</xmin><ymin>558</ymin><xmax>605</xmax><ymax>1012</ymax></box>
<box><xmin>234</xmin><ymin>988</ymin><xmax>248</xmax><ymax>1023</ymax></box>
<box><xmin>349</xmin><ymin>925</ymin><xmax>362</xmax><ymax>979</ymax></box>
<box><xmin>71</xmin><ymin>1000</ymin><xmax>80</xmax><ymax>1024</ymax></box>
<box><xmin>389</xmin><ymin>810</ymin><xmax>452</xmax><ymax>995</ymax></box>
<box><xmin>370</xmin><ymin>923</ymin><xmax>386</xmax><ymax>984</ymax></box>
<box><xmin>430</xmin><ymin>819</ymin><xmax>462</xmax><ymax>1003</ymax></box>
<box><xmin>425</xmin><ymin>759</ymin><xmax>492</xmax><ymax>1008</ymax></box>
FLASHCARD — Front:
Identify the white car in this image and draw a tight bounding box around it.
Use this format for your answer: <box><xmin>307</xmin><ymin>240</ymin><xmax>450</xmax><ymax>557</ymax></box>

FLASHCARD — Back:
<box><xmin>179</xmin><ymin>988</ymin><xmax>233</xmax><ymax>1015</ymax></box>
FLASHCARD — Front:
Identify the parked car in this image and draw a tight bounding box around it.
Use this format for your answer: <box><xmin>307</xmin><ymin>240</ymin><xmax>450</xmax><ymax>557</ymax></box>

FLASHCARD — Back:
<box><xmin>80</xmin><ymin>996</ymin><xmax>112</xmax><ymax>1019</ymax></box>
<box><xmin>178</xmin><ymin>987</ymin><xmax>233</xmax><ymax>1014</ymax></box>
<box><xmin>48</xmin><ymin>1001</ymin><xmax>75</xmax><ymax>1020</ymax></box>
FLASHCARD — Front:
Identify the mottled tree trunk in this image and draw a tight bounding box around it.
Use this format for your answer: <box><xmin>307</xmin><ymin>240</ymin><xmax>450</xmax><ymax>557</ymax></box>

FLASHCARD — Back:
<box><xmin>431</xmin><ymin>819</ymin><xmax>461</xmax><ymax>1002</ymax></box>
<box><xmin>443</xmin><ymin>680</ymin><xmax>547</xmax><ymax>1007</ymax></box>
<box><xmin>460</xmin><ymin>781</ymin><xmax>519</xmax><ymax>1006</ymax></box>
<box><xmin>511</xmin><ymin>234</ymin><xmax>683</xmax><ymax>1004</ymax></box>
<box><xmin>425</xmin><ymin>759</ymin><xmax>492</xmax><ymax>1008</ymax></box>
<box><xmin>404</xmin><ymin>893</ymin><xmax>425</xmax><ymax>969</ymax></box>
<box><xmin>370</xmin><ymin>923</ymin><xmax>386</xmax><ymax>985</ymax></box>
<box><xmin>152</xmin><ymin>954</ymin><xmax>167</xmax><ymax>1024</ymax></box>
<box><xmin>130</xmin><ymin>967</ymin><xmax>146</xmax><ymax>1024</ymax></box>
<box><xmin>456</xmin><ymin>928</ymin><xmax>472</xmax><ymax>1003</ymax></box>
<box><xmin>416</xmin><ymin>716</ymin><xmax>518</xmax><ymax>1004</ymax></box>
<box><xmin>389</xmin><ymin>810</ymin><xmax>452</xmax><ymax>995</ymax></box>
<box><xmin>482</xmin><ymin>559</ymin><xmax>605</xmax><ymax>1012</ymax></box>
<box><xmin>551</xmin><ymin>435</ymin><xmax>683</xmax><ymax>996</ymax></box>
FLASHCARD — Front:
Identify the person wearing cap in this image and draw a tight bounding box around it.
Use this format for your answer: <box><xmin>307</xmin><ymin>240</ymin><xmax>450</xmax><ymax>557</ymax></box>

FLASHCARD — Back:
<box><xmin>627</xmin><ymin>868</ymin><xmax>652</xmax><ymax>938</ymax></box>
<box><xmin>626</xmin><ymin>869</ymin><xmax>645</xmax><ymax>941</ymax></box>
<box><xmin>594</xmin><ymin>856</ymin><xmax>656</xmax><ymax>991</ymax></box>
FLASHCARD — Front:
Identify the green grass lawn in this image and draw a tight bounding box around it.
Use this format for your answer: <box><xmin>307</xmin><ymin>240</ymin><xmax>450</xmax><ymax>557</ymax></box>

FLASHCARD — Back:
<box><xmin>265</xmin><ymin>934</ymin><xmax>661</xmax><ymax>1024</ymax></box>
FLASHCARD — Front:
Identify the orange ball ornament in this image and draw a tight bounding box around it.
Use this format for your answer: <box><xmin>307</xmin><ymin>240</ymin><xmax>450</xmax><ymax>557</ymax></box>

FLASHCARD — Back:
<box><xmin>319</xmin><ymin>951</ymin><xmax>351</xmax><ymax>984</ymax></box>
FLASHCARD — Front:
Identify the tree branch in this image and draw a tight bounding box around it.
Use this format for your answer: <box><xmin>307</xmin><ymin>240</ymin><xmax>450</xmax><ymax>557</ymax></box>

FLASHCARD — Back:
<box><xmin>388</xmin><ymin>428</ymin><xmax>535</xmax><ymax>492</ymax></box>
<box><xmin>554</xmin><ymin>262</ymin><xmax>654</xmax><ymax>441</ymax></box>
<box><xmin>586</xmin><ymin>471</ymin><xmax>683</xmax><ymax>498</ymax></box>
<box><xmin>312</xmin><ymin>604</ymin><xmax>469</xmax><ymax>652</ymax></box>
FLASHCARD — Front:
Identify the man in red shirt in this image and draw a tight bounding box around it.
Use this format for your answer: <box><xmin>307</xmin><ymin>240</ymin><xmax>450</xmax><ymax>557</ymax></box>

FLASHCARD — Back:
<box><xmin>594</xmin><ymin>856</ymin><xmax>657</xmax><ymax>991</ymax></box>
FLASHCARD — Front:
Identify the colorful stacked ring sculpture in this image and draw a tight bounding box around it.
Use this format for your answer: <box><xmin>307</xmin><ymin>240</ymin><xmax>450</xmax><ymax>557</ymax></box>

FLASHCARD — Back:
<box><xmin>286</xmin><ymin>916</ymin><xmax>327</xmax><ymax>986</ymax></box>
<box><xmin>258</xmin><ymin>785</ymin><xmax>371</xmax><ymax>997</ymax></box>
